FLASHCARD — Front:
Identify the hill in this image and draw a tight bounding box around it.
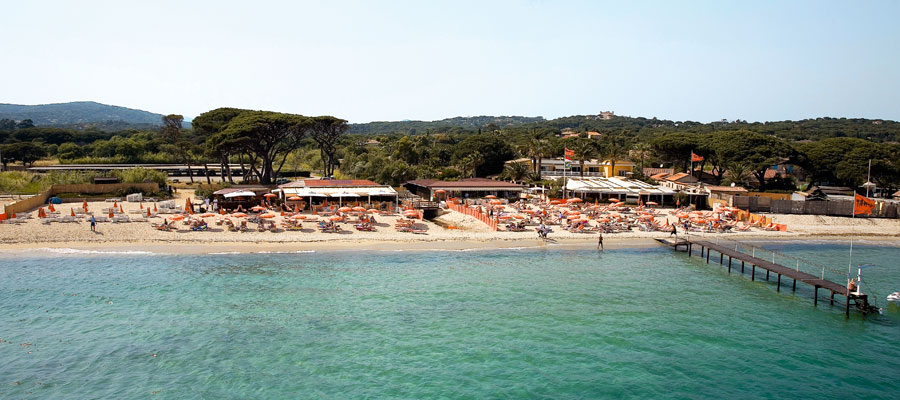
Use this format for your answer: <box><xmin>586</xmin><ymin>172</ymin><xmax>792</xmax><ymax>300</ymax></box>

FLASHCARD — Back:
<box><xmin>349</xmin><ymin>115</ymin><xmax>545</xmax><ymax>135</ymax></box>
<box><xmin>0</xmin><ymin>101</ymin><xmax>170</xmax><ymax>130</ymax></box>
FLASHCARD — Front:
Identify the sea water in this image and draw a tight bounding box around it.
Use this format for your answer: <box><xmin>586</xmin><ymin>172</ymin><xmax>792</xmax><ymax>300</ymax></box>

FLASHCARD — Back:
<box><xmin>0</xmin><ymin>243</ymin><xmax>898</xmax><ymax>399</ymax></box>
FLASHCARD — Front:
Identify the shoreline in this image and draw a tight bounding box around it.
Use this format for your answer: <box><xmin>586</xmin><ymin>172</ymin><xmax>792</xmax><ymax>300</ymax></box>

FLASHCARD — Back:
<box><xmin>3</xmin><ymin>234</ymin><xmax>899</xmax><ymax>255</ymax></box>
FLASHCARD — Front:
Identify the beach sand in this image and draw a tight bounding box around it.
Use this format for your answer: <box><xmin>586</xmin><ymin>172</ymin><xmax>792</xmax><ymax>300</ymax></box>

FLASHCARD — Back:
<box><xmin>2</xmin><ymin>195</ymin><xmax>899</xmax><ymax>254</ymax></box>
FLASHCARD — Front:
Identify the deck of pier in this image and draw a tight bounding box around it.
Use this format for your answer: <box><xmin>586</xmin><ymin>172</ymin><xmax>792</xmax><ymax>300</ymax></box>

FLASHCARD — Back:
<box><xmin>662</xmin><ymin>238</ymin><xmax>869</xmax><ymax>316</ymax></box>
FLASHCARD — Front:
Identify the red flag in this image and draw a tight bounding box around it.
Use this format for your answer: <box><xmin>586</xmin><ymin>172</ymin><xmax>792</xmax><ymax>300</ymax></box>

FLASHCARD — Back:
<box><xmin>691</xmin><ymin>152</ymin><xmax>704</xmax><ymax>162</ymax></box>
<box><xmin>854</xmin><ymin>193</ymin><xmax>875</xmax><ymax>215</ymax></box>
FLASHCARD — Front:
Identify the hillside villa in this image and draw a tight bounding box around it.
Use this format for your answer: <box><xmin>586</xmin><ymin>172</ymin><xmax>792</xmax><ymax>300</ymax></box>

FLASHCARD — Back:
<box><xmin>506</xmin><ymin>158</ymin><xmax>636</xmax><ymax>178</ymax></box>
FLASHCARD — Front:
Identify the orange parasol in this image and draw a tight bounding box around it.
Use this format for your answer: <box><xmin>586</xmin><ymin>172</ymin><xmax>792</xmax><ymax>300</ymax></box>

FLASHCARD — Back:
<box><xmin>140</xmin><ymin>202</ymin><xmax>144</xmax><ymax>209</ymax></box>
<box><xmin>367</xmin><ymin>209</ymin><xmax>379</xmax><ymax>214</ymax></box>
<box><xmin>153</xmin><ymin>203</ymin><xmax>158</xmax><ymax>212</ymax></box>
<box><xmin>147</xmin><ymin>208</ymin><xmax>152</xmax><ymax>217</ymax></box>
<box><xmin>352</xmin><ymin>206</ymin><xmax>366</xmax><ymax>212</ymax></box>
<box><xmin>264</xmin><ymin>193</ymin><xmax>277</xmax><ymax>198</ymax></box>
<box><xmin>119</xmin><ymin>205</ymin><xmax>124</xmax><ymax>214</ymax></box>
<box><xmin>169</xmin><ymin>215</ymin><xmax>184</xmax><ymax>221</ymax></box>
<box><xmin>250</xmin><ymin>206</ymin><xmax>266</xmax><ymax>212</ymax></box>
<box><xmin>71</xmin><ymin>208</ymin><xmax>76</xmax><ymax>217</ymax></box>
<box><xmin>48</xmin><ymin>203</ymin><xmax>55</xmax><ymax>212</ymax></box>
<box><xmin>231</xmin><ymin>212</ymin><xmax>248</xmax><ymax>218</ymax></box>
<box><xmin>200</xmin><ymin>213</ymin><xmax>216</xmax><ymax>218</ymax></box>
<box><xmin>260</xmin><ymin>213</ymin><xmax>275</xmax><ymax>219</ymax></box>
<box><xmin>287</xmin><ymin>196</ymin><xmax>303</xmax><ymax>201</ymax></box>
<box><xmin>484</xmin><ymin>195</ymin><xmax>497</xmax><ymax>199</ymax></box>
<box><xmin>329</xmin><ymin>215</ymin><xmax>342</xmax><ymax>221</ymax></box>
<box><xmin>338</xmin><ymin>206</ymin><xmax>352</xmax><ymax>212</ymax></box>
<box><xmin>489</xmin><ymin>199</ymin><xmax>503</xmax><ymax>205</ymax></box>
<box><xmin>113</xmin><ymin>200</ymin><xmax>117</xmax><ymax>208</ymax></box>
<box><xmin>293</xmin><ymin>215</ymin><xmax>307</xmax><ymax>220</ymax></box>
<box><xmin>108</xmin><ymin>211</ymin><xmax>114</xmax><ymax>218</ymax></box>
<box><xmin>38</xmin><ymin>208</ymin><xmax>46</xmax><ymax>218</ymax></box>
<box><xmin>566</xmin><ymin>198</ymin><xmax>583</xmax><ymax>203</ymax></box>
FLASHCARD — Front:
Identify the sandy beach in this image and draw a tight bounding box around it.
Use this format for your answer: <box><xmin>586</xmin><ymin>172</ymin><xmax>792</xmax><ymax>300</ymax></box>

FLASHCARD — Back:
<box><xmin>2</xmin><ymin>194</ymin><xmax>899</xmax><ymax>254</ymax></box>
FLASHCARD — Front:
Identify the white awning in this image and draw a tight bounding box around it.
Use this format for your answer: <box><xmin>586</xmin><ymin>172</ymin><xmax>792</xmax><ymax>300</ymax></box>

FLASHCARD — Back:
<box><xmin>223</xmin><ymin>190</ymin><xmax>257</xmax><ymax>198</ymax></box>
<box><xmin>281</xmin><ymin>186</ymin><xmax>398</xmax><ymax>197</ymax></box>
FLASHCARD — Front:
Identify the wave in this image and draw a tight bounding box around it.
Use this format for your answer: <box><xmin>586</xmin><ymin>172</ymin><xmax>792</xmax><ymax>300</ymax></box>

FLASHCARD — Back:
<box><xmin>0</xmin><ymin>247</ymin><xmax>156</xmax><ymax>256</ymax></box>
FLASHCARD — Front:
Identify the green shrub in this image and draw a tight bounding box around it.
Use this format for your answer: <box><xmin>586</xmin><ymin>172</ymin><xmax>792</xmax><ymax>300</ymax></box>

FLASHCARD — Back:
<box><xmin>112</xmin><ymin>168</ymin><xmax>167</xmax><ymax>186</ymax></box>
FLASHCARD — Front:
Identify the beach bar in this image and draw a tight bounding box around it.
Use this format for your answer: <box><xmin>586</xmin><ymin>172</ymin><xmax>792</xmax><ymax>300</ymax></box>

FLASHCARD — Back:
<box><xmin>565</xmin><ymin>177</ymin><xmax>676</xmax><ymax>205</ymax></box>
<box><xmin>277</xmin><ymin>179</ymin><xmax>399</xmax><ymax>212</ymax></box>
<box><xmin>404</xmin><ymin>178</ymin><xmax>525</xmax><ymax>201</ymax></box>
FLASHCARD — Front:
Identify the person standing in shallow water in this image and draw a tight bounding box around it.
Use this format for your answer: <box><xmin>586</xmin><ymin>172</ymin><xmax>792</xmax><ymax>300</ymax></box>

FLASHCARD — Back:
<box><xmin>598</xmin><ymin>233</ymin><xmax>604</xmax><ymax>250</ymax></box>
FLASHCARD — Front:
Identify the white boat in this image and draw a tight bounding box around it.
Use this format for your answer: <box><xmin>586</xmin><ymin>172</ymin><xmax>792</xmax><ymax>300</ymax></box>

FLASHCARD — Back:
<box><xmin>888</xmin><ymin>292</ymin><xmax>900</xmax><ymax>302</ymax></box>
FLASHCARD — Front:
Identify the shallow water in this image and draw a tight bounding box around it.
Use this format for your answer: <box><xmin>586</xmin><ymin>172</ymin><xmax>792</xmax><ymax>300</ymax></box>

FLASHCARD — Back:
<box><xmin>1</xmin><ymin>243</ymin><xmax>898</xmax><ymax>398</ymax></box>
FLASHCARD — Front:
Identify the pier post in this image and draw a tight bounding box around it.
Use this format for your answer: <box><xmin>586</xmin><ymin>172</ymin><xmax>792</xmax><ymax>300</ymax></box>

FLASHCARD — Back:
<box><xmin>777</xmin><ymin>274</ymin><xmax>781</xmax><ymax>292</ymax></box>
<box><xmin>751</xmin><ymin>265</ymin><xmax>755</xmax><ymax>281</ymax></box>
<box><xmin>846</xmin><ymin>294</ymin><xmax>851</xmax><ymax>317</ymax></box>
<box><xmin>706</xmin><ymin>250</ymin><xmax>710</xmax><ymax>264</ymax></box>
<box><xmin>830</xmin><ymin>292</ymin><xmax>834</xmax><ymax>306</ymax></box>
<box><xmin>741</xmin><ymin>260</ymin><xmax>745</xmax><ymax>274</ymax></box>
<box><xmin>719</xmin><ymin>253</ymin><xmax>723</xmax><ymax>264</ymax></box>
<box><xmin>814</xmin><ymin>286</ymin><xmax>818</xmax><ymax>306</ymax></box>
<box><xmin>728</xmin><ymin>256</ymin><xmax>732</xmax><ymax>273</ymax></box>
<box><xmin>792</xmin><ymin>278</ymin><xmax>796</xmax><ymax>292</ymax></box>
<box><xmin>766</xmin><ymin>270</ymin><xmax>769</xmax><ymax>281</ymax></box>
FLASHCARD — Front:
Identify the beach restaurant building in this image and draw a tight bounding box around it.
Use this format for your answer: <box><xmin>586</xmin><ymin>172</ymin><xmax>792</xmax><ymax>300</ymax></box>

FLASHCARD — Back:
<box><xmin>565</xmin><ymin>177</ymin><xmax>676</xmax><ymax>205</ymax></box>
<box><xmin>276</xmin><ymin>179</ymin><xmax>398</xmax><ymax>212</ymax></box>
<box><xmin>404</xmin><ymin>178</ymin><xmax>525</xmax><ymax>200</ymax></box>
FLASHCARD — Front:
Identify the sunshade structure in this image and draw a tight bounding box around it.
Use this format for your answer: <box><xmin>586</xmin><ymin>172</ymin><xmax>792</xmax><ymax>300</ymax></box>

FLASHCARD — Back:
<box><xmin>277</xmin><ymin>179</ymin><xmax>399</xmax><ymax>210</ymax></box>
<box><xmin>565</xmin><ymin>177</ymin><xmax>676</xmax><ymax>205</ymax></box>
<box><xmin>404</xmin><ymin>178</ymin><xmax>524</xmax><ymax>201</ymax></box>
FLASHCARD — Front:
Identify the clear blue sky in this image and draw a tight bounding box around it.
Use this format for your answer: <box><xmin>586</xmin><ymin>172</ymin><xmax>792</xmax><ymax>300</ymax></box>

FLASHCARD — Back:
<box><xmin>3</xmin><ymin>0</ymin><xmax>899</xmax><ymax>123</ymax></box>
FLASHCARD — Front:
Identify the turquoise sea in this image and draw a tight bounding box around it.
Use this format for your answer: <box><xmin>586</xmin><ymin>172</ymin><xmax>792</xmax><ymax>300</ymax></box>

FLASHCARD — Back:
<box><xmin>1</xmin><ymin>242</ymin><xmax>898</xmax><ymax>399</ymax></box>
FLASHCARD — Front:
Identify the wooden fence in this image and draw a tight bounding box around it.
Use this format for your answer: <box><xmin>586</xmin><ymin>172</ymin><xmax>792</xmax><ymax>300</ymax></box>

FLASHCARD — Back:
<box><xmin>1</xmin><ymin>182</ymin><xmax>160</xmax><ymax>216</ymax></box>
<box><xmin>447</xmin><ymin>201</ymin><xmax>499</xmax><ymax>231</ymax></box>
<box><xmin>732</xmin><ymin>196</ymin><xmax>898</xmax><ymax>218</ymax></box>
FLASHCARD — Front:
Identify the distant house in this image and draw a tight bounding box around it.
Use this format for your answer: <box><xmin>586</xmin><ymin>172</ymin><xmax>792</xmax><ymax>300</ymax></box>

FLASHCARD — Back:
<box><xmin>404</xmin><ymin>178</ymin><xmax>524</xmax><ymax>200</ymax></box>
<box><xmin>506</xmin><ymin>158</ymin><xmax>635</xmax><ymax>179</ymax></box>
<box><xmin>644</xmin><ymin>168</ymin><xmax>674</xmax><ymax>177</ymax></box>
<box><xmin>659</xmin><ymin>172</ymin><xmax>699</xmax><ymax>190</ymax></box>
<box><xmin>650</xmin><ymin>172</ymin><xmax>671</xmax><ymax>181</ymax></box>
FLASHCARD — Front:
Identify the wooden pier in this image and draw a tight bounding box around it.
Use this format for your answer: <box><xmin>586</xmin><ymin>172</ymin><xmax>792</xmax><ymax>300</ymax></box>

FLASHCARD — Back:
<box><xmin>659</xmin><ymin>238</ymin><xmax>872</xmax><ymax>316</ymax></box>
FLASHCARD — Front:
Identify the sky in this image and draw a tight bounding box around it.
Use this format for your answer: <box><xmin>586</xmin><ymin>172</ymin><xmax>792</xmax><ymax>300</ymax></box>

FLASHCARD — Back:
<box><xmin>2</xmin><ymin>0</ymin><xmax>899</xmax><ymax>123</ymax></box>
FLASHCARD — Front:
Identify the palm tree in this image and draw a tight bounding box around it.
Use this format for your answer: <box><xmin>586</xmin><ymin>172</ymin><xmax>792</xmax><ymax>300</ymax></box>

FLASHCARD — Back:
<box><xmin>603</xmin><ymin>139</ymin><xmax>629</xmax><ymax>178</ymax></box>
<box><xmin>457</xmin><ymin>152</ymin><xmax>483</xmax><ymax>178</ymax></box>
<box><xmin>571</xmin><ymin>139</ymin><xmax>597</xmax><ymax>177</ymax></box>
<box><xmin>632</xmin><ymin>142</ymin><xmax>652</xmax><ymax>176</ymax></box>
<box><xmin>525</xmin><ymin>136</ymin><xmax>552</xmax><ymax>180</ymax></box>
<box><xmin>502</xmin><ymin>160</ymin><xmax>532</xmax><ymax>183</ymax></box>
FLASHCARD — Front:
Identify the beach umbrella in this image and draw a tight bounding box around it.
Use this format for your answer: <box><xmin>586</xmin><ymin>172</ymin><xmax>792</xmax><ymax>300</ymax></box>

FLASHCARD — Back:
<box><xmin>119</xmin><ymin>205</ymin><xmax>124</xmax><ymax>214</ymax></box>
<box><xmin>338</xmin><ymin>206</ymin><xmax>352</xmax><ymax>212</ymax></box>
<box><xmin>489</xmin><ymin>199</ymin><xmax>503</xmax><ymax>205</ymax></box>
<box><xmin>367</xmin><ymin>208</ymin><xmax>379</xmax><ymax>214</ymax></box>
<box><xmin>71</xmin><ymin>208</ymin><xmax>76</xmax><ymax>217</ymax></box>
<box><xmin>352</xmin><ymin>206</ymin><xmax>367</xmax><ymax>212</ymax></box>
<box><xmin>260</xmin><ymin>213</ymin><xmax>275</xmax><ymax>219</ymax></box>
<box><xmin>231</xmin><ymin>212</ymin><xmax>247</xmax><ymax>218</ymax></box>
<box><xmin>566</xmin><ymin>198</ymin><xmax>583</xmax><ymax>203</ymax></box>
<box><xmin>169</xmin><ymin>215</ymin><xmax>184</xmax><ymax>221</ymax></box>
<box><xmin>287</xmin><ymin>196</ymin><xmax>303</xmax><ymax>201</ymax></box>
<box><xmin>147</xmin><ymin>208</ymin><xmax>152</xmax><ymax>217</ymax></box>
<box><xmin>113</xmin><ymin>200</ymin><xmax>117</xmax><ymax>208</ymax></box>
<box><xmin>329</xmin><ymin>215</ymin><xmax>342</xmax><ymax>221</ymax></box>
<box><xmin>48</xmin><ymin>203</ymin><xmax>55</xmax><ymax>212</ymax></box>
<box><xmin>153</xmin><ymin>203</ymin><xmax>158</xmax><ymax>212</ymax></box>
<box><xmin>38</xmin><ymin>208</ymin><xmax>45</xmax><ymax>218</ymax></box>
<box><xmin>200</xmin><ymin>213</ymin><xmax>216</xmax><ymax>218</ymax></box>
<box><xmin>264</xmin><ymin>193</ymin><xmax>277</xmax><ymax>199</ymax></box>
<box><xmin>251</xmin><ymin>205</ymin><xmax>266</xmax><ymax>212</ymax></box>
<box><xmin>293</xmin><ymin>215</ymin><xmax>307</xmax><ymax>220</ymax></box>
<box><xmin>514</xmin><ymin>214</ymin><xmax>525</xmax><ymax>219</ymax></box>
<box><xmin>646</xmin><ymin>201</ymin><xmax>658</xmax><ymax>206</ymax></box>
<box><xmin>484</xmin><ymin>195</ymin><xmax>497</xmax><ymax>199</ymax></box>
<box><xmin>108</xmin><ymin>211</ymin><xmax>114</xmax><ymax>218</ymax></box>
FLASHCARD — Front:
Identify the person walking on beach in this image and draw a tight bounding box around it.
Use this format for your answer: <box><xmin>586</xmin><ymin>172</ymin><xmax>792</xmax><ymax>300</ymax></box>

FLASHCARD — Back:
<box><xmin>598</xmin><ymin>233</ymin><xmax>604</xmax><ymax>250</ymax></box>
<box><xmin>90</xmin><ymin>215</ymin><xmax>96</xmax><ymax>232</ymax></box>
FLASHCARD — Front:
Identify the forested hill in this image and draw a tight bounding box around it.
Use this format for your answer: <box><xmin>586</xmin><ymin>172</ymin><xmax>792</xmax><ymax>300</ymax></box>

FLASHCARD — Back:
<box><xmin>0</xmin><ymin>101</ymin><xmax>168</xmax><ymax>131</ymax></box>
<box><xmin>349</xmin><ymin>115</ymin><xmax>545</xmax><ymax>135</ymax></box>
